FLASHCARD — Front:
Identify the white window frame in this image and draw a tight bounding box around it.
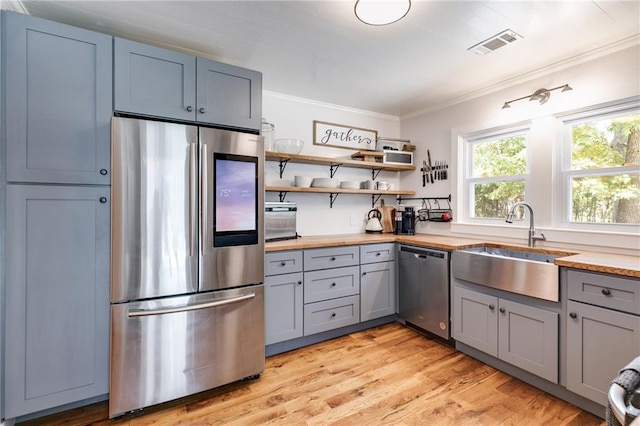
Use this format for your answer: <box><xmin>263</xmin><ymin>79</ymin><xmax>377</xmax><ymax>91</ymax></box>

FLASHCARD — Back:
<box><xmin>462</xmin><ymin>124</ymin><xmax>531</xmax><ymax>224</ymax></box>
<box><xmin>558</xmin><ymin>98</ymin><xmax>640</xmax><ymax>233</ymax></box>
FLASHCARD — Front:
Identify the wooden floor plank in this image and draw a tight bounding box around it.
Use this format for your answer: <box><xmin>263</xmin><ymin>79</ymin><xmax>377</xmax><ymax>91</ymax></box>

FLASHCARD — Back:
<box><xmin>18</xmin><ymin>323</ymin><xmax>604</xmax><ymax>426</ymax></box>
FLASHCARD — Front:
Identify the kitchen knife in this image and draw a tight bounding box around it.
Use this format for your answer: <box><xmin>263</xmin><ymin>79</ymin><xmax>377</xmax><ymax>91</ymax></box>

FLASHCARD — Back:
<box><xmin>422</xmin><ymin>160</ymin><xmax>427</xmax><ymax>186</ymax></box>
<box><xmin>427</xmin><ymin>150</ymin><xmax>434</xmax><ymax>183</ymax></box>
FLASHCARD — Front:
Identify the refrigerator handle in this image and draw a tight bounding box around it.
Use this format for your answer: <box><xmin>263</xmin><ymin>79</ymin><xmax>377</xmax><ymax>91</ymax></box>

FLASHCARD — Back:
<box><xmin>128</xmin><ymin>292</ymin><xmax>256</xmax><ymax>317</ymax></box>
<box><xmin>200</xmin><ymin>143</ymin><xmax>208</xmax><ymax>254</ymax></box>
<box><xmin>189</xmin><ymin>143</ymin><xmax>197</xmax><ymax>257</ymax></box>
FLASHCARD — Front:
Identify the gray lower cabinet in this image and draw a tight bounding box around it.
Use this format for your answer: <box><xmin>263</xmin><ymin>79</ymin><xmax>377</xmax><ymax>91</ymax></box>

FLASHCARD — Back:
<box><xmin>4</xmin><ymin>11</ymin><xmax>112</xmax><ymax>185</ymax></box>
<box><xmin>453</xmin><ymin>284</ymin><xmax>558</xmax><ymax>383</ymax></box>
<box><xmin>497</xmin><ymin>298</ymin><xmax>558</xmax><ymax>383</ymax></box>
<box><xmin>453</xmin><ymin>285</ymin><xmax>498</xmax><ymax>357</ymax></box>
<box><xmin>114</xmin><ymin>38</ymin><xmax>261</xmax><ymax>131</ymax></box>
<box><xmin>360</xmin><ymin>243</ymin><xmax>397</xmax><ymax>322</ymax></box>
<box><xmin>304</xmin><ymin>295</ymin><xmax>360</xmax><ymax>336</ymax></box>
<box><xmin>4</xmin><ymin>185</ymin><xmax>110</xmax><ymax>419</ymax></box>
<box><xmin>566</xmin><ymin>269</ymin><xmax>640</xmax><ymax>406</ymax></box>
<box><xmin>265</xmin><ymin>251</ymin><xmax>304</xmax><ymax>345</ymax></box>
<box><xmin>265</xmin><ymin>272</ymin><xmax>304</xmax><ymax>345</ymax></box>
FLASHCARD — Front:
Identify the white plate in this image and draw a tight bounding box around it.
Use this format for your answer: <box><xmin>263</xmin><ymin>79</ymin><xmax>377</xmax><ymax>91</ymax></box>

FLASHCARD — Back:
<box><xmin>311</xmin><ymin>178</ymin><xmax>338</xmax><ymax>188</ymax></box>
<box><xmin>340</xmin><ymin>181</ymin><xmax>360</xmax><ymax>189</ymax></box>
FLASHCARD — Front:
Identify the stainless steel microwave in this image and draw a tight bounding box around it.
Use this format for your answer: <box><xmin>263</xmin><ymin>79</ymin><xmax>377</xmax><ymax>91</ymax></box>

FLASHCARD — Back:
<box><xmin>382</xmin><ymin>150</ymin><xmax>413</xmax><ymax>166</ymax></box>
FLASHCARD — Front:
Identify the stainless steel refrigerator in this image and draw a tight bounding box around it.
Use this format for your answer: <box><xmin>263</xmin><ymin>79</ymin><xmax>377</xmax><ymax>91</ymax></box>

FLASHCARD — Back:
<box><xmin>109</xmin><ymin>116</ymin><xmax>265</xmax><ymax>418</ymax></box>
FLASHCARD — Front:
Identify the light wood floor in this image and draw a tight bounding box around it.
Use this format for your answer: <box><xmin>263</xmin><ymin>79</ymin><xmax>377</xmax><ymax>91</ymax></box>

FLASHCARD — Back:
<box><xmin>20</xmin><ymin>322</ymin><xmax>604</xmax><ymax>425</ymax></box>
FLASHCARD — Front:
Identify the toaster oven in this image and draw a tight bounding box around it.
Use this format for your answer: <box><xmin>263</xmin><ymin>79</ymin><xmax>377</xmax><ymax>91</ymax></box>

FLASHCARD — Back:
<box><xmin>265</xmin><ymin>202</ymin><xmax>297</xmax><ymax>242</ymax></box>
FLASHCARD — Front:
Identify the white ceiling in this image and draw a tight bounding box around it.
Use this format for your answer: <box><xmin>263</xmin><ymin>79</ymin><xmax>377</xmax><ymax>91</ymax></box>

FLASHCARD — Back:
<box><xmin>11</xmin><ymin>0</ymin><xmax>640</xmax><ymax>117</ymax></box>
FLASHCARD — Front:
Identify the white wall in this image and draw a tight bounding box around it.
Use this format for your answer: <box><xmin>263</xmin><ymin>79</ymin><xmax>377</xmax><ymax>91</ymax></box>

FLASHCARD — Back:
<box><xmin>263</xmin><ymin>92</ymin><xmax>402</xmax><ymax>236</ymax></box>
<box><xmin>400</xmin><ymin>43</ymin><xmax>640</xmax><ymax>255</ymax></box>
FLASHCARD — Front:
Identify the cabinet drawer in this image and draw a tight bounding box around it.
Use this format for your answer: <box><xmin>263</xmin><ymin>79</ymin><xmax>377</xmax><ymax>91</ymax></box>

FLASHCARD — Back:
<box><xmin>360</xmin><ymin>243</ymin><xmax>395</xmax><ymax>264</ymax></box>
<box><xmin>265</xmin><ymin>251</ymin><xmax>303</xmax><ymax>276</ymax></box>
<box><xmin>304</xmin><ymin>295</ymin><xmax>360</xmax><ymax>336</ymax></box>
<box><xmin>304</xmin><ymin>266</ymin><xmax>360</xmax><ymax>304</ymax></box>
<box><xmin>304</xmin><ymin>246</ymin><xmax>359</xmax><ymax>271</ymax></box>
<box><xmin>568</xmin><ymin>270</ymin><xmax>640</xmax><ymax>315</ymax></box>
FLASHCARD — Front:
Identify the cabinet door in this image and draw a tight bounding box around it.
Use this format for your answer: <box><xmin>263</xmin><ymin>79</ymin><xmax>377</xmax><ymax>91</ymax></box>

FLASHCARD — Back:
<box><xmin>4</xmin><ymin>185</ymin><xmax>110</xmax><ymax>419</ymax></box>
<box><xmin>196</xmin><ymin>57</ymin><xmax>262</xmax><ymax>131</ymax></box>
<box><xmin>361</xmin><ymin>261</ymin><xmax>396</xmax><ymax>321</ymax></box>
<box><xmin>566</xmin><ymin>300</ymin><xmax>640</xmax><ymax>406</ymax></box>
<box><xmin>498</xmin><ymin>299</ymin><xmax>558</xmax><ymax>383</ymax></box>
<box><xmin>452</xmin><ymin>285</ymin><xmax>498</xmax><ymax>357</ymax></box>
<box><xmin>265</xmin><ymin>272</ymin><xmax>303</xmax><ymax>345</ymax></box>
<box><xmin>4</xmin><ymin>11</ymin><xmax>112</xmax><ymax>185</ymax></box>
<box><xmin>114</xmin><ymin>37</ymin><xmax>196</xmax><ymax>121</ymax></box>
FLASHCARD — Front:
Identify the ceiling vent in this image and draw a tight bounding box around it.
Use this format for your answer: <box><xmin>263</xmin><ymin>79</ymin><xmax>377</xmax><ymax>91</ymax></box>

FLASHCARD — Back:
<box><xmin>468</xmin><ymin>29</ymin><xmax>522</xmax><ymax>55</ymax></box>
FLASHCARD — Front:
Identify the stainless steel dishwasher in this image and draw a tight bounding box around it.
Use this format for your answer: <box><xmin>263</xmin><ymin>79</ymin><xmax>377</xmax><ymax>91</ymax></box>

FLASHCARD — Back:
<box><xmin>398</xmin><ymin>245</ymin><xmax>451</xmax><ymax>340</ymax></box>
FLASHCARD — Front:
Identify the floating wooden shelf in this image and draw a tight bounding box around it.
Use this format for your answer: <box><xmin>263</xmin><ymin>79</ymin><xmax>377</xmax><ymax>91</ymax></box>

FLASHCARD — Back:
<box><xmin>265</xmin><ymin>151</ymin><xmax>415</xmax><ymax>178</ymax></box>
<box><xmin>266</xmin><ymin>185</ymin><xmax>415</xmax><ymax>208</ymax></box>
<box><xmin>266</xmin><ymin>186</ymin><xmax>415</xmax><ymax>196</ymax></box>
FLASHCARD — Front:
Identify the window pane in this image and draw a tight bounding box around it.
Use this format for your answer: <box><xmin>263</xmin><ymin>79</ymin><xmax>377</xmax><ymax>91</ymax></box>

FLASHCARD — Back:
<box><xmin>473</xmin><ymin>181</ymin><xmax>525</xmax><ymax>219</ymax></box>
<box><xmin>571</xmin><ymin>173</ymin><xmax>640</xmax><ymax>224</ymax></box>
<box><xmin>472</xmin><ymin>136</ymin><xmax>527</xmax><ymax>178</ymax></box>
<box><xmin>571</xmin><ymin>114</ymin><xmax>640</xmax><ymax>170</ymax></box>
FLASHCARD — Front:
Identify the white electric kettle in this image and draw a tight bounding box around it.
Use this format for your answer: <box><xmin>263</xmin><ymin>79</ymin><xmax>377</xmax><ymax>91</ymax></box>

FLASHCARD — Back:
<box><xmin>365</xmin><ymin>209</ymin><xmax>383</xmax><ymax>233</ymax></box>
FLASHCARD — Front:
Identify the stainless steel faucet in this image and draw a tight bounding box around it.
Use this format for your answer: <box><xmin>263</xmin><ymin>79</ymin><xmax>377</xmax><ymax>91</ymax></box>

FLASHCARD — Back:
<box><xmin>505</xmin><ymin>202</ymin><xmax>546</xmax><ymax>247</ymax></box>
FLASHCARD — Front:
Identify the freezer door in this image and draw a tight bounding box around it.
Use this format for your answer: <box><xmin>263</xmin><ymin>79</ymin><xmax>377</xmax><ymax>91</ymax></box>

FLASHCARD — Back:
<box><xmin>199</xmin><ymin>127</ymin><xmax>264</xmax><ymax>292</ymax></box>
<box><xmin>109</xmin><ymin>285</ymin><xmax>265</xmax><ymax>417</ymax></box>
<box><xmin>111</xmin><ymin>117</ymin><xmax>199</xmax><ymax>302</ymax></box>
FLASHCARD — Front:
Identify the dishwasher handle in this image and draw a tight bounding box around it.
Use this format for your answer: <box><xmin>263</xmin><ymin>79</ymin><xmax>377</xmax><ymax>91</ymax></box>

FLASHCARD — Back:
<box><xmin>399</xmin><ymin>245</ymin><xmax>449</xmax><ymax>260</ymax></box>
<box><xmin>128</xmin><ymin>293</ymin><xmax>256</xmax><ymax>317</ymax></box>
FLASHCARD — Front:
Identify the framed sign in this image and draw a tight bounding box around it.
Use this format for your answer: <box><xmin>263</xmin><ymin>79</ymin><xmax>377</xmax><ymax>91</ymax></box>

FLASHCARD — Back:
<box><xmin>313</xmin><ymin>121</ymin><xmax>377</xmax><ymax>151</ymax></box>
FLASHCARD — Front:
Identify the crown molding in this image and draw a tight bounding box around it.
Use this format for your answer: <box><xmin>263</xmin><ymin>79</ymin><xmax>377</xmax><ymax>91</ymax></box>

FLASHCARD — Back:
<box><xmin>2</xmin><ymin>0</ymin><xmax>28</xmax><ymax>13</ymax></box>
<box><xmin>263</xmin><ymin>90</ymin><xmax>400</xmax><ymax>122</ymax></box>
<box><xmin>401</xmin><ymin>34</ymin><xmax>640</xmax><ymax>121</ymax></box>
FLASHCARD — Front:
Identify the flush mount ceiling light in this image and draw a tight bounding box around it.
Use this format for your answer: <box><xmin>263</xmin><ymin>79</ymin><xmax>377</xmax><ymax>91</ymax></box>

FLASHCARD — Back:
<box><xmin>354</xmin><ymin>0</ymin><xmax>411</xmax><ymax>26</ymax></box>
<box><xmin>502</xmin><ymin>84</ymin><xmax>573</xmax><ymax>109</ymax></box>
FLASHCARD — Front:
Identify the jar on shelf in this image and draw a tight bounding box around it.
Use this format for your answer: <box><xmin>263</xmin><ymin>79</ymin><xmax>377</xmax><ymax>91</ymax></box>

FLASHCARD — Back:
<box><xmin>261</xmin><ymin>118</ymin><xmax>275</xmax><ymax>152</ymax></box>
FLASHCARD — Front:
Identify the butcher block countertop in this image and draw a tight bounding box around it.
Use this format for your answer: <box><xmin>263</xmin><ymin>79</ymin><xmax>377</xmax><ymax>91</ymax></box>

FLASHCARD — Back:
<box><xmin>266</xmin><ymin>233</ymin><xmax>640</xmax><ymax>278</ymax></box>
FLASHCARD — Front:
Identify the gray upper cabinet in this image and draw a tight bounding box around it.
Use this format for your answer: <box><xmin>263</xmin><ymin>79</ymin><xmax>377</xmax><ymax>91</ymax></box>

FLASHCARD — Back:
<box><xmin>113</xmin><ymin>38</ymin><xmax>196</xmax><ymax>122</ymax></box>
<box><xmin>4</xmin><ymin>11</ymin><xmax>112</xmax><ymax>185</ymax></box>
<box><xmin>114</xmin><ymin>38</ymin><xmax>262</xmax><ymax>131</ymax></box>
<box><xmin>4</xmin><ymin>185</ymin><xmax>110</xmax><ymax>419</ymax></box>
<box><xmin>196</xmin><ymin>58</ymin><xmax>262</xmax><ymax>130</ymax></box>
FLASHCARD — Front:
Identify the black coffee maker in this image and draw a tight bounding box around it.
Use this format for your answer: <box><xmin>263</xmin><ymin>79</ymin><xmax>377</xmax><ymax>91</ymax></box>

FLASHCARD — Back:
<box><xmin>396</xmin><ymin>206</ymin><xmax>416</xmax><ymax>235</ymax></box>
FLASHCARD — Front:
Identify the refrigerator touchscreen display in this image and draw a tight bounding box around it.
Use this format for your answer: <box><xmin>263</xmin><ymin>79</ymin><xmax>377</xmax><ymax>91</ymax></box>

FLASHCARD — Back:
<box><xmin>214</xmin><ymin>153</ymin><xmax>258</xmax><ymax>247</ymax></box>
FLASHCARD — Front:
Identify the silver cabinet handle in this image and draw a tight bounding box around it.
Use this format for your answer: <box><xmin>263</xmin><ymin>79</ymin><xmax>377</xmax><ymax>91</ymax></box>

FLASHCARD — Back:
<box><xmin>499</xmin><ymin>307</ymin><xmax>506</xmax><ymax>314</ymax></box>
<box><xmin>489</xmin><ymin>304</ymin><xmax>495</xmax><ymax>311</ymax></box>
<box><xmin>569</xmin><ymin>312</ymin><xmax>577</xmax><ymax>319</ymax></box>
<box><xmin>199</xmin><ymin>107</ymin><xmax>205</xmax><ymax>114</ymax></box>
<box><xmin>100</xmin><ymin>169</ymin><xmax>108</xmax><ymax>175</ymax></box>
<box><xmin>128</xmin><ymin>293</ymin><xmax>255</xmax><ymax>317</ymax></box>
<box><xmin>602</xmin><ymin>288</ymin><xmax>612</xmax><ymax>296</ymax></box>
<box><xmin>186</xmin><ymin>106</ymin><xmax>193</xmax><ymax>112</ymax></box>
